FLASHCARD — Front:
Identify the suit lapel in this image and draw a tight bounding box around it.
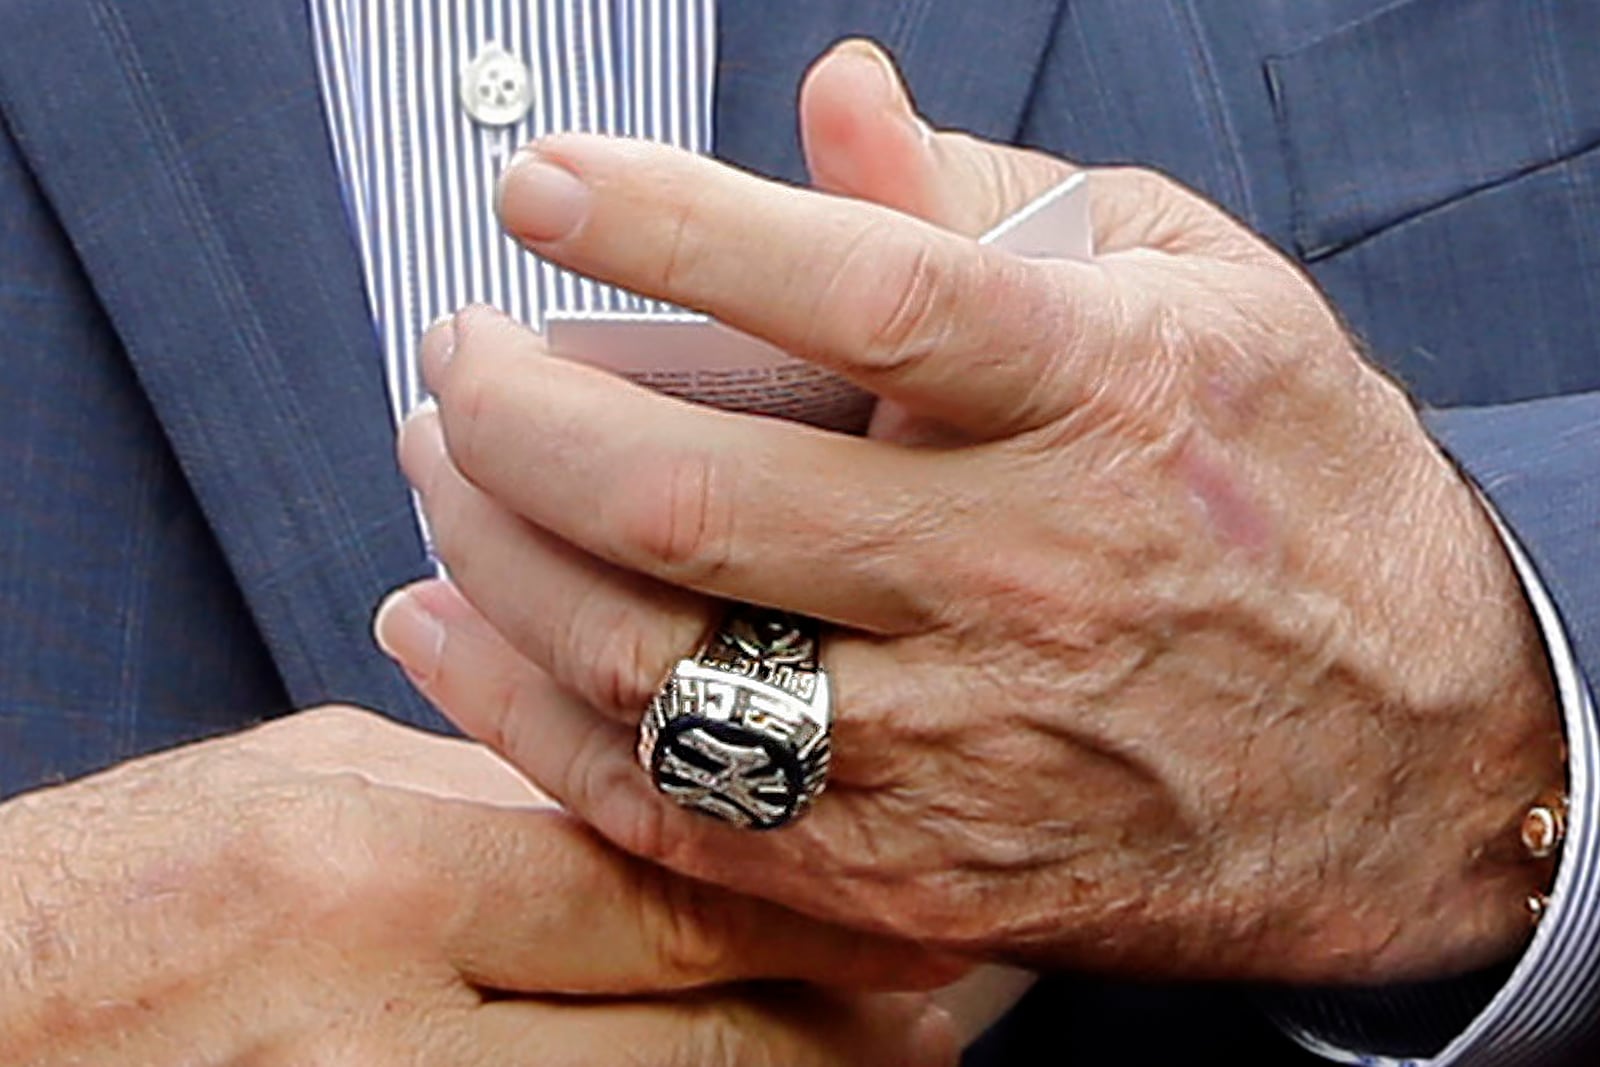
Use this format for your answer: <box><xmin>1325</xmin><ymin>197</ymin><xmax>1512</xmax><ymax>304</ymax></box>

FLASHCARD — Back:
<box><xmin>0</xmin><ymin>0</ymin><xmax>436</xmax><ymax>722</ymax></box>
<box><xmin>716</xmin><ymin>0</ymin><xmax>1067</xmax><ymax>183</ymax></box>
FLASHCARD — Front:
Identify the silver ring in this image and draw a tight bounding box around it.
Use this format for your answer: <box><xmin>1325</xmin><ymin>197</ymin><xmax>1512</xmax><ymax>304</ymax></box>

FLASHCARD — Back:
<box><xmin>638</xmin><ymin>606</ymin><xmax>831</xmax><ymax>830</ymax></box>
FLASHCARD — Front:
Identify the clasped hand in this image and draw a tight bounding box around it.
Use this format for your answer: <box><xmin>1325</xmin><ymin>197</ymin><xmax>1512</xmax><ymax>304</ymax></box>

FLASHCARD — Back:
<box><xmin>0</xmin><ymin>707</ymin><xmax>955</xmax><ymax>1064</ymax></box>
<box><xmin>379</xmin><ymin>42</ymin><xmax>1564</xmax><ymax>986</ymax></box>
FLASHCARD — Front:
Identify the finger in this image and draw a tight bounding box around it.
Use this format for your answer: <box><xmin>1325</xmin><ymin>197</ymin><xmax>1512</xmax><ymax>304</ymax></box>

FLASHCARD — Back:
<box><xmin>383</xmin><ymin>794</ymin><xmax>958</xmax><ymax>995</ymax></box>
<box><xmin>378</xmin><ymin>577</ymin><xmax>789</xmax><ymax>869</ymax></box>
<box><xmin>496</xmin><ymin>133</ymin><xmax>1114</xmax><ymax>436</ymax></box>
<box><xmin>799</xmin><ymin>39</ymin><xmax>1270</xmax><ymax>265</ymax></box>
<box><xmin>377</xmin><ymin>576</ymin><xmax>908</xmax><ymax>789</ymax></box>
<box><xmin>424</xmin><ymin>308</ymin><xmax>965</xmax><ymax>633</ymax></box>
<box><xmin>375</xmin><ymin>553</ymin><xmax>694</xmax><ymax>735</ymax></box>
<box><xmin>801</xmin><ymin>39</ymin><xmax>1069</xmax><ymax>447</ymax></box>
<box><xmin>376</xmin><ymin>574</ymin><xmax>810</xmax><ymax>850</ymax></box>
<box><xmin>797</xmin><ymin>41</ymin><xmax>1256</xmax><ymax>446</ymax></box>
<box><xmin>800</xmin><ymin>39</ymin><xmax>1068</xmax><ymax>239</ymax></box>
<box><xmin>375</xmin><ymin>580</ymin><xmax>951</xmax><ymax>940</ymax></box>
<box><xmin>390</xmin><ymin>401</ymin><xmax>713</xmax><ymax>717</ymax></box>
<box><xmin>462</xmin><ymin>991</ymin><xmax>957</xmax><ymax>1067</ymax></box>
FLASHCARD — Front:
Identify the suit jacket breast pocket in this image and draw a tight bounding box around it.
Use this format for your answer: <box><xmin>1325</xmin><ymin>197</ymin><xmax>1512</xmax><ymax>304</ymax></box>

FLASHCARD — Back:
<box><xmin>1266</xmin><ymin>0</ymin><xmax>1600</xmax><ymax>261</ymax></box>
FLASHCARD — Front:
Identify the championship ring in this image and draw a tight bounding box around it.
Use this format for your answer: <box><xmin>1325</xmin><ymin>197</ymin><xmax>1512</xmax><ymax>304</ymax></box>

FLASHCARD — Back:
<box><xmin>638</xmin><ymin>606</ymin><xmax>830</xmax><ymax>830</ymax></box>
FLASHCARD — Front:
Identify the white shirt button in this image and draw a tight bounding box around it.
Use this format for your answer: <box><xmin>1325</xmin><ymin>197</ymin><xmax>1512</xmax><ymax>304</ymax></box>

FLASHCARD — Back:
<box><xmin>461</xmin><ymin>46</ymin><xmax>534</xmax><ymax>127</ymax></box>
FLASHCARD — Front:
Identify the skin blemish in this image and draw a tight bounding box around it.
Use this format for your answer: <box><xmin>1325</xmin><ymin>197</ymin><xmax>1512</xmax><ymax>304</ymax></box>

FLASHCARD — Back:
<box><xmin>1176</xmin><ymin>436</ymin><xmax>1273</xmax><ymax>557</ymax></box>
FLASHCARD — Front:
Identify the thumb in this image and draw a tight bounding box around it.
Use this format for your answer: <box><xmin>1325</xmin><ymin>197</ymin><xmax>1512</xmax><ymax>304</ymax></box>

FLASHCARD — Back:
<box><xmin>801</xmin><ymin>39</ymin><xmax>1263</xmax><ymax>265</ymax></box>
<box><xmin>799</xmin><ymin>39</ymin><xmax>1081</xmax><ymax>446</ymax></box>
<box><xmin>800</xmin><ymin>39</ymin><xmax>1069</xmax><ymax>238</ymax></box>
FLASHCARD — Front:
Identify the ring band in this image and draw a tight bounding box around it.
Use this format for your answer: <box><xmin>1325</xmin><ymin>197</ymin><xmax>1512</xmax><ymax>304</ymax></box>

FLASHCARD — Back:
<box><xmin>638</xmin><ymin>605</ymin><xmax>831</xmax><ymax>830</ymax></box>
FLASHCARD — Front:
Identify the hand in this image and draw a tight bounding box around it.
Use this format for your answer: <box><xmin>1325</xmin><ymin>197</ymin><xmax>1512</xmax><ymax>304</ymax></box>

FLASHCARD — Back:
<box><xmin>379</xmin><ymin>43</ymin><xmax>1565</xmax><ymax>985</ymax></box>
<box><xmin>0</xmin><ymin>706</ymin><xmax>957</xmax><ymax>1065</ymax></box>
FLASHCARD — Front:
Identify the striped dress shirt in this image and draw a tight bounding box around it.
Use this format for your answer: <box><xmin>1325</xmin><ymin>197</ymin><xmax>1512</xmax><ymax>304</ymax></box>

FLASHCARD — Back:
<box><xmin>303</xmin><ymin>5</ymin><xmax>1600</xmax><ymax>1065</ymax></box>
<box><xmin>307</xmin><ymin>0</ymin><xmax>715</xmax><ymax>427</ymax></box>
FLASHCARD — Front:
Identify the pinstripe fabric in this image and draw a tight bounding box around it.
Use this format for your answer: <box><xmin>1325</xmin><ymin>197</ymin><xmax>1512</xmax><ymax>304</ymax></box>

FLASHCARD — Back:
<box><xmin>307</xmin><ymin>0</ymin><xmax>715</xmax><ymax>427</ymax></box>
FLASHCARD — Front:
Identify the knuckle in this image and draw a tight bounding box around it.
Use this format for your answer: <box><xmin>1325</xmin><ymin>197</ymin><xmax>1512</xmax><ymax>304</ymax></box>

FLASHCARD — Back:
<box><xmin>206</xmin><ymin>746</ymin><xmax>450</xmax><ymax>954</ymax></box>
<box><xmin>1018</xmin><ymin>268</ymin><xmax>1174</xmax><ymax>442</ymax></box>
<box><xmin>266</xmin><ymin>782</ymin><xmax>427</xmax><ymax>931</ymax></box>
<box><xmin>847</xmin><ymin>227</ymin><xmax>951</xmax><ymax>377</ymax></box>
<box><xmin>618</xmin><ymin>785</ymin><xmax>677</xmax><ymax>865</ymax></box>
<box><xmin>229</xmin><ymin>790</ymin><xmax>339</xmax><ymax>920</ymax></box>
<box><xmin>565</xmin><ymin>714</ymin><xmax>667</xmax><ymax>857</ymax></box>
<box><xmin>616</xmin><ymin>448</ymin><xmax>737</xmax><ymax>583</ymax></box>
<box><xmin>563</xmin><ymin>594</ymin><xmax>671</xmax><ymax>713</ymax></box>
<box><xmin>656</xmin><ymin>176</ymin><xmax>714</xmax><ymax>295</ymax></box>
<box><xmin>643</xmin><ymin>870</ymin><xmax>740</xmax><ymax>985</ymax></box>
<box><xmin>988</xmin><ymin>259</ymin><xmax>1087</xmax><ymax>423</ymax></box>
<box><xmin>468</xmin><ymin>667</ymin><xmax>540</xmax><ymax>762</ymax></box>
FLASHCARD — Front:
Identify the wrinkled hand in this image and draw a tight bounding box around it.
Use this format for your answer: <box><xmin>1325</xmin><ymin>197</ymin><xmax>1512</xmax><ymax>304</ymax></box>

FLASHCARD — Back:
<box><xmin>0</xmin><ymin>706</ymin><xmax>956</xmax><ymax>1066</ymax></box>
<box><xmin>378</xmin><ymin>43</ymin><xmax>1565</xmax><ymax>985</ymax></box>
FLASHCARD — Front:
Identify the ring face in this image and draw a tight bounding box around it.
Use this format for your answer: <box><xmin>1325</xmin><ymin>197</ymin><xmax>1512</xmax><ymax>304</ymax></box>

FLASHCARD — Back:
<box><xmin>639</xmin><ymin>609</ymin><xmax>830</xmax><ymax>830</ymax></box>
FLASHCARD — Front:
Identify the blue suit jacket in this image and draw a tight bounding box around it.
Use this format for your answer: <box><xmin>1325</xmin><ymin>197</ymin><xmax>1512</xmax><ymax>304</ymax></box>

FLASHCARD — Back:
<box><xmin>2</xmin><ymin>0</ymin><xmax>1596</xmax><ymax>1062</ymax></box>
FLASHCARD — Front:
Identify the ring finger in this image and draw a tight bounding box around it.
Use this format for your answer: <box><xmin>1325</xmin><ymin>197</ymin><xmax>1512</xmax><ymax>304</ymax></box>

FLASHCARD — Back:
<box><xmin>398</xmin><ymin>404</ymin><xmax>710</xmax><ymax>718</ymax></box>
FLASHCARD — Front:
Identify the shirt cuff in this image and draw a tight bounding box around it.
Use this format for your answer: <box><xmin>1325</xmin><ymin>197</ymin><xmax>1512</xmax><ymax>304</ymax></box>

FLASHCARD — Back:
<box><xmin>1278</xmin><ymin>495</ymin><xmax>1600</xmax><ymax>1066</ymax></box>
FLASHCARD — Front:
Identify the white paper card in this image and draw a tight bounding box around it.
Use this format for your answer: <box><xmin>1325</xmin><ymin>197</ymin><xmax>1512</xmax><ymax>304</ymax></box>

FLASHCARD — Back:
<box><xmin>545</xmin><ymin>172</ymin><xmax>1092</xmax><ymax>432</ymax></box>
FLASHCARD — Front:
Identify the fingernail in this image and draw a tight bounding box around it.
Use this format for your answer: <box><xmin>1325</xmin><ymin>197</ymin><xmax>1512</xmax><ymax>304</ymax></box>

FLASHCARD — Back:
<box><xmin>498</xmin><ymin>149</ymin><xmax>590</xmax><ymax>243</ymax></box>
<box><xmin>838</xmin><ymin>39</ymin><xmax>910</xmax><ymax>109</ymax></box>
<box><xmin>420</xmin><ymin>315</ymin><xmax>456</xmax><ymax>389</ymax></box>
<box><xmin>411</xmin><ymin>395</ymin><xmax>440</xmax><ymax>421</ymax></box>
<box><xmin>837</xmin><ymin>39</ymin><xmax>932</xmax><ymax>148</ymax></box>
<box><xmin>373</xmin><ymin>588</ymin><xmax>445</xmax><ymax>685</ymax></box>
<box><xmin>454</xmin><ymin>301</ymin><xmax>514</xmax><ymax>335</ymax></box>
<box><xmin>397</xmin><ymin>401</ymin><xmax>446</xmax><ymax>490</ymax></box>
